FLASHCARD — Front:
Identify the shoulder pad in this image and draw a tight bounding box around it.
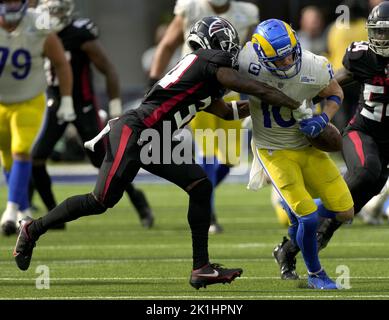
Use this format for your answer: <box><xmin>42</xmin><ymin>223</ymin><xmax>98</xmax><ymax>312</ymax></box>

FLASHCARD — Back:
<box><xmin>72</xmin><ymin>18</ymin><xmax>99</xmax><ymax>37</ymax></box>
<box><xmin>345</xmin><ymin>41</ymin><xmax>369</xmax><ymax>61</ymax></box>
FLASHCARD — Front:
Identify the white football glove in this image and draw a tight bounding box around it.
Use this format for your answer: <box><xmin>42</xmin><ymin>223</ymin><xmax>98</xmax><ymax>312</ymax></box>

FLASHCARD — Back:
<box><xmin>109</xmin><ymin>98</ymin><xmax>122</xmax><ymax>118</ymax></box>
<box><xmin>292</xmin><ymin>99</ymin><xmax>313</xmax><ymax>122</ymax></box>
<box><xmin>56</xmin><ymin>96</ymin><xmax>76</xmax><ymax>124</ymax></box>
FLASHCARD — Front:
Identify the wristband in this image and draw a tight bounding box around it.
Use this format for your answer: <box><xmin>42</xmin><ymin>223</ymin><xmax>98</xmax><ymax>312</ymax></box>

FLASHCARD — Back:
<box><xmin>327</xmin><ymin>95</ymin><xmax>341</xmax><ymax>106</ymax></box>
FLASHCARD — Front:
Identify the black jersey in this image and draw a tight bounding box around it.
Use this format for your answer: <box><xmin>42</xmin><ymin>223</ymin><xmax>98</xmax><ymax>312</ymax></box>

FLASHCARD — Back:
<box><xmin>134</xmin><ymin>49</ymin><xmax>234</xmax><ymax>133</ymax></box>
<box><xmin>45</xmin><ymin>18</ymin><xmax>98</xmax><ymax>105</ymax></box>
<box><xmin>343</xmin><ymin>41</ymin><xmax>389</xmax><ymax>141</ymax></box>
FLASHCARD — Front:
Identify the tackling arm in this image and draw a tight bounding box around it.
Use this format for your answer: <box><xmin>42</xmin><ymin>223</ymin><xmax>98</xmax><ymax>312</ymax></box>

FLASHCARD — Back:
<box><xmin>216</xmin><ymin>67</ymin><xmax>300</xmax><ymax>110</ymax></box>
<box><xmin>205</xmin><ymin>99</ymin><xmax>250</xmax><ymax>120</ymax></box>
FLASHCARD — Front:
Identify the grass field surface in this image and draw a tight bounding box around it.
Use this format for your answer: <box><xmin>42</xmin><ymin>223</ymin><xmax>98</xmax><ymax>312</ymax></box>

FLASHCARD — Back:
<box><xmin>1</xmin><ymin>183</ymin><xmax>389</xmax><ymax>300</ymax></box>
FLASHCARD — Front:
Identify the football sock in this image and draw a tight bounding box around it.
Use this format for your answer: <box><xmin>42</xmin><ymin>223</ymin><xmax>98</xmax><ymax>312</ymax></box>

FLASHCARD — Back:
<box><xmin>8</xmin><ymin>160</ymin><xmax>31</xmax><ymax>208</ymax></box>
<box><xmin>29</xmin><ymin>193</ymin><xmax>106</xmax><ymax>240</ymax></box>
<box><xmin>279</xmin><ymin>199</ymin><xmax>298</xmax><ymax>244</ymax></box>
<box><xmin>201</xmin><ymin>156</ymin><xmax>218</xmax><ymax>224</ymax></box>
<box><xmin>314</xmin><ymin>199</ymin><xmax>336</xmax><ymax>219</ymax></box>
<box><xmin>125</xmin><ymin>183</ymin><xmax>150</xmax><ymax>218</ymax></box>
<box><xmin>296</xmin><ymin>211</ymin><xmax>321</xmax><ymax>273</ymax></box>
<box><xmin>187</xmin><ymin>179</ymin><xmax>212</xmax><ymax>269</ymax></box>
<box><xmin>32</xmin><ymin>163</ymin><xmax>57</xmax><ymax>211</ymax></box>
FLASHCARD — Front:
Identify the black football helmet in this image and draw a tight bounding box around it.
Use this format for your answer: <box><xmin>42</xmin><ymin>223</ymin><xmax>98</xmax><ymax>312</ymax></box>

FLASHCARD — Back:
<box><xmin>0</xmin><ymin>0</ymin><xmax>28</xmax><ymax>25</ymax></box>
<box><xmin>367</xmin><ymin>1</ymin><xmax>389</xmax><ymax>57</ymax></box>
<box><xmin>187</xmin><ymin>16</ymin><xmax>240</xmax><ymax>66</ymax></box>
<box><xmin>38</xmin><ymin>0</ymin><xmax>74</xmax><ymax>32</ymax></box>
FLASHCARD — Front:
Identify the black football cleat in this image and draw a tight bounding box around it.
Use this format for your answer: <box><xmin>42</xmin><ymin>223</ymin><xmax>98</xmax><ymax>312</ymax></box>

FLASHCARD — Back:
<box><xmin>189</xmin><ymin>263</ymin><xmax>243</xmax><ymax>289</ymax></box>
<box><xmin>1</xmin><ymin>220</ymin><xmax>17</xmax><ymax>236</ymax></box>
<box><xmin>272</xmin><ymin>237</ymin><xmax>299</xmax><ymax>280</ymax></box>
<box><xmin>13</xmin><ymin>217</ymin><xmax>36</xmax><ymax>271</ymax></box>
<box><xmin>140</xmin><ymin>208</ymin><xmax>155</xmax><ymax>229</ymax></box>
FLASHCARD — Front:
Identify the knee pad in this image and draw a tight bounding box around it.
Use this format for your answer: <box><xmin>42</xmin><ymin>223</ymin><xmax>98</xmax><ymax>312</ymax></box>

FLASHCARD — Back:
<box><xmin>187</xmin><ymin>178</ymin><xmax>213</xmax><ymax>200</ymax></box>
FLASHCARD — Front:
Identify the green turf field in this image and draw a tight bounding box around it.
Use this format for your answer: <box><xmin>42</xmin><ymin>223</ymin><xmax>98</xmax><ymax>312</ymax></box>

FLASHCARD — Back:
<box><xmin>1</xmin><ymin>182</ymin><xmax>389</xmax><ymax>300</ymax></box>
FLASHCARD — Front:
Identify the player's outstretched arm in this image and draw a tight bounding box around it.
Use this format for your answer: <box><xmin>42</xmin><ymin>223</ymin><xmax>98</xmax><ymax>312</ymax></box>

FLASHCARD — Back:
<box><xmin>205</xmin><ymin>99</ymin><xmax>250</xmax><ymax>120</ymax></box>
<box><xmin>216</xmin><ymin>67</ymin><xmax>300</xmax><ymax>110</ymax></box>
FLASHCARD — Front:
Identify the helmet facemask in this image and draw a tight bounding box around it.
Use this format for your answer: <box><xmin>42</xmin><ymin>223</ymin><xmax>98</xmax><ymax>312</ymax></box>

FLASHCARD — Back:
<box><xmin>367</xmin><ymin>22</ymin><xmax>389</xmax><ymax>57</ymax></box>
<box><xmin>0</xmin><ymin>0</ymin><xmax>28</xmax><ymax>25</ymax></box>
<box><xmin>258</xmin><ymin>43</ymin><xmax>302</xmax><ymax>79</ymax></box>
<box><xmin>38</xmin><ymin>0</ymin><xmax>74</xmax><ymax>32</ymax></box>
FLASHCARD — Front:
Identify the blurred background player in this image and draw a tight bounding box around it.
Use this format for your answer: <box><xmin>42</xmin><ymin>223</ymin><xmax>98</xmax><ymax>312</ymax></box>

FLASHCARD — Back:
<box><xmin>148</xmin><ymin>0</ymin><xmax>259</xmax><ymax>234</ymax></box>
<box><xmin>30</xmin><ymin>0</ymin><xmax>154</xmax><ymax>229</ymax></box>
<box><xmin>239</xmin><ymin>19</ymin><xmax>354</xmax><ymax>288</ymax></box>
<box><xmin>272</xmin><ymin>1</ymin><xmax>389</xmax><ymax>280</ymax></box>
<box><xmin>296</xmin><ymin>5</ymin><xmax>328</xmax><ymax>55</ymax></box>
<box><xmin>0</xmin><ymin>0</ymin><xmax>73</xmax><ymax>235</ymax></box>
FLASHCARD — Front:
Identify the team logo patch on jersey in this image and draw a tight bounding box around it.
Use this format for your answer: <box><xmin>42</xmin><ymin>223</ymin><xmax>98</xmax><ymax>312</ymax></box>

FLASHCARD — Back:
<box><xmin>248</xmin><ymin>63</ymin><xmax>261</xmax><ymax>76</ymax></box>
<box><xmin>300</xmin><ymin>75</ymin><xmax>316</xmax><ymax>84</ymax></box>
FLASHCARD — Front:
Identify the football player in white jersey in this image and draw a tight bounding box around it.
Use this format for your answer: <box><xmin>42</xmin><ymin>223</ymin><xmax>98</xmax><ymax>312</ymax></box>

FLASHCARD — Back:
<box><xmin>239</xmin><ymin>19</ymin><xmax>354</xmax><ymax>289</ymax></box>
<box><xmin>149</xmin><ymin>0</ymin><xmax>259</xmax><ymax>233</ymax></box>
<box><xmin>0</xmin><ymin>0</ymin><xmax>73</xmax><ymax>235</ymax></box>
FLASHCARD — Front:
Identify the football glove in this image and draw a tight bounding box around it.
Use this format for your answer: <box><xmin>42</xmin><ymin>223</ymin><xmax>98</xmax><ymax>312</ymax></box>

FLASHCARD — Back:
<box><xmin>56</xmin><ymin>96</ymin><xmax>76</xmax><ymax>124</ymax></box>
<box><xmin>299</xmin><ymin>113</ymin><xmax>329</xmax><ymax>138</ymax></box>
<box><xmin>108</xmin><ymin>98</ymin><xmax>122</xmax><ymax>118</ymax></box>
<box><xmin>292</xmin><ymin>99</ymin><xmax>313</xmax><ymax>121</ymax></box>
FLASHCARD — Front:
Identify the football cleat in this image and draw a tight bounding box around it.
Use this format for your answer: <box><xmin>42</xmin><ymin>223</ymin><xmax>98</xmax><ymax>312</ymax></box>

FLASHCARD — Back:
<box><xmin>209</xmin><ymin>223</ymin><xmax>223</xmax><ymax>234</ymax></box>
<box><xmin>308</xmin><ymin>269</ymin><xmax>338</xmax><ymax>290</ymax></box>
<box><xmin>189</xmin><ymin>263</ymin><xmax>243</xmax><ymax>289</ymax></box>
<box><xmin>13</xmin><ymin>217</ymin><xmax>36</xmax><ymax>271</ymax></box>
<box><xmin>273</xmin><ymin>237</ymin><xmax>299</xmax><ymax>280</ymax></box>
<box><xmin>49</xmin><ymin>222</ymin><xmax>66</xmax><ymax>230</ymax></box>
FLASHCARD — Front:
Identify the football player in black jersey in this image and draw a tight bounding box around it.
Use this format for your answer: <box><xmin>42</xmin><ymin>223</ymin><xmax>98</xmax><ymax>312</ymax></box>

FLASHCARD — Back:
<box><xmin>14</xmin><ymin>16</ymin><xmax>301</xmax><ymax>289</ymax></box>
<box><xmin>272</xmin><ymin>1</ymin><xmax>389</xmax><ymax>280</ymax></box>
<box><xmin>30</xmin><ymin>0</ymin><xmax>154</xmax><ymax>229</ymax></box>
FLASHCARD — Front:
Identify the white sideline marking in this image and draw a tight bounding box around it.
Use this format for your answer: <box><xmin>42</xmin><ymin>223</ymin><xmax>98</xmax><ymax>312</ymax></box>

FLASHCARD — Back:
<box><xmin>1</xmin><ymin>295</ymin><xmax>389</xmax><ymax>300</ymax></box>
<box><xmin>1</xmin><ymin>242</ymin><xmax>388</xmax><ymax>251</ymax></box>
<box><xmin>0</xmin><ymin>276</ymin><xmax>388</xmax><ymax>281</ymax></box>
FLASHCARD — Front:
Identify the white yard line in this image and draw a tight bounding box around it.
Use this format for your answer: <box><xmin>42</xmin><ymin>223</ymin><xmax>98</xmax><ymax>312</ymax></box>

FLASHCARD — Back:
<box><xmin>0</xmin><ymin>276</ymin><xmax>389</xmax><ymax>281</ymax></box>
<box><xmin>1</xmin><ymin>295</ymin><xmax>389</xmax><ymax>300</ymax></box>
